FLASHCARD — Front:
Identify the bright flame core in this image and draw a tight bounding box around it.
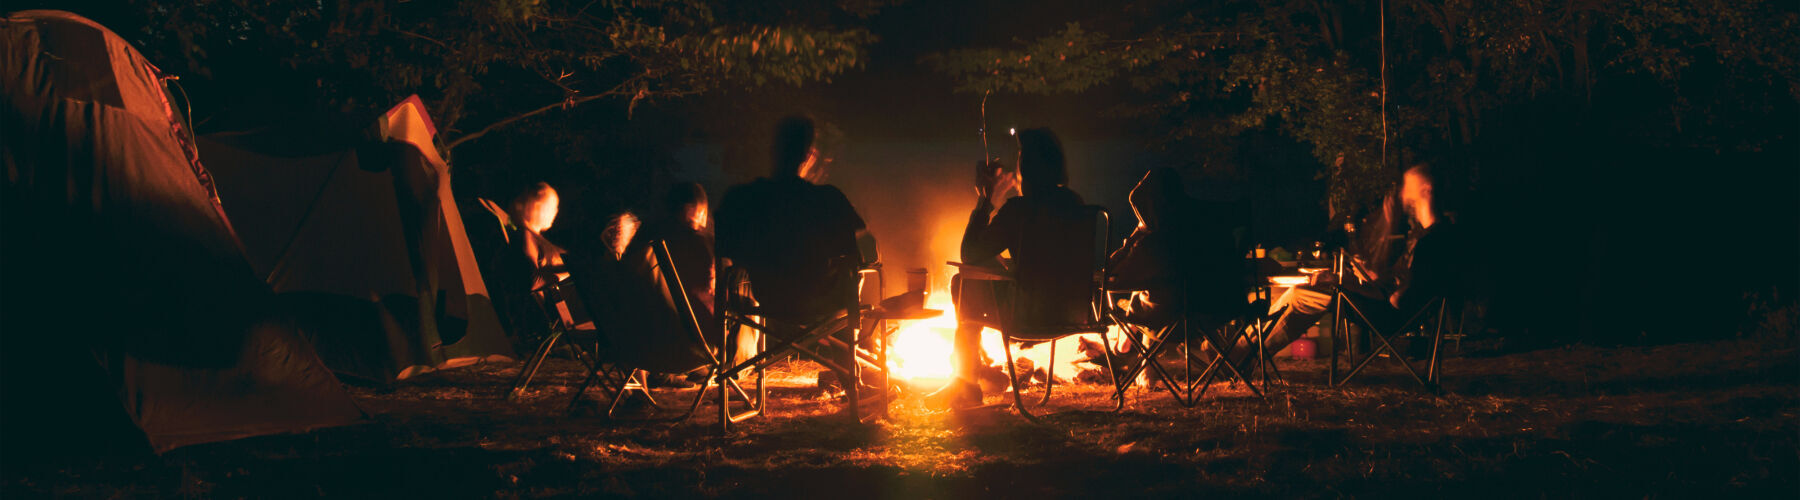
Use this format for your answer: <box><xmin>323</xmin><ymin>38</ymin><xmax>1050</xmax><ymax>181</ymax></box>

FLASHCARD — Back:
<box><xmin>885</xmin><ymin>294</ymin><xmax>961</xmax><ymax>386</ymax></box>
<box><xmin>886</xmin><ymin>291</ymin><xmax>1114</xmax><ymax>392</ymax></box>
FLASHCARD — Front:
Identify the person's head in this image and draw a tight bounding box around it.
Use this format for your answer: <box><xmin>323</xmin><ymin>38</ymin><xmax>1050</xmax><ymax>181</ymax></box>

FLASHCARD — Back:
<box><xmin>601</xmin><ymin>211</ymin><xmax>640</xmax><ymax>260</ymax></box>
<box><xmin>1015</xmin><ymin>128</ymin><xmax>1068</xmax><ymax>196</ymax></box>
<box><xmin>771</xmin><ymin>115</ymin><xmax>822</xmax><ymax>182</ymax></box>
<box><xmin>663</xmin><ymin>182</ymin><xmax>709</xmax><ymax>232</ymax></box>
<box><xmin>510</xmin><ymin>182</ymin><xmax>559</xmax><ymax>233</ymax></box>
<box><xmin>1401</xmin><ymin>163</ymin><xmax>1438</xmax><ymax>224</ymax></box>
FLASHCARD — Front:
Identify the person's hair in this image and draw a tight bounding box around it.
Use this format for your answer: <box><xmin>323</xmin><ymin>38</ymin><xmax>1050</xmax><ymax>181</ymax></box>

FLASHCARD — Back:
<box><xmin>1016</xmin><ymin>128</ymin><xmax>1067</xmax><ymax>194</ymax></box>
<box><xmin>511</xmin><ymin>182</ymin><xmax>550</xmax><ymax>214</ymax></box>
<box><xmin>1354</xmin><ymin>187</ymin><xmax>1403</xmax><ymax>277</ymax></box>
<box><xmin>663</xmin><ymin>181</ymin><xmax>707</xmax><ymax>218</ymax></box>
<box><xmin>1404</xmin><ymin>162</ymin><xmax>1436</xmax><ymax>192</ymax></box>
<box><xmin>771</xmin><ymin>116</ymin><xmax>816</xmax><ymax>178</ymax></box>
<box><xmin>509</xmin><ymin>182</ymin><xmax>557</xmax><ymax>225</ymax></box>
<box><xmin>600</xmin><ymin>210</ymin><xmax>640</xmax><ymax>258</ymax></box>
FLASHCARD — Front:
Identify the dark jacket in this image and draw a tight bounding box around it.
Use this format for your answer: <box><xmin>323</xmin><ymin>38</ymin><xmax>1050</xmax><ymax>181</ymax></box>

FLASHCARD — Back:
<box><xmin>715</xmin><ymin>176</ymin><xmax>866</xmax><ymax>320</ymax></box>
<box><xmin>1392</xmin><ymin>221</ymin><xmax>1463</xmax><ymax>315</ymax></box>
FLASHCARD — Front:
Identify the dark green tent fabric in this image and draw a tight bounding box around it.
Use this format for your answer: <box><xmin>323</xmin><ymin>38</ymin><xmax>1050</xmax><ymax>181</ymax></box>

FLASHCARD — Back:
<box><xmin>0</xmin><ymin>10</ymin><xmax>364</xmax><ymax>454</ymax></box>
<box><xmin>197</xmin><ymin>117</ymin><xmax>515</xmax><ymax>383</ymax></box>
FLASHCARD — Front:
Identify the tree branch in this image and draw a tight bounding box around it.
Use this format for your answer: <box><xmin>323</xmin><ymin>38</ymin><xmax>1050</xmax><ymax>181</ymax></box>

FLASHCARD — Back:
<box><xmin>441</xmin><ymin>75</ymin><xmax>703</xmax><ymax>152</ymax></box>
<box><xmin>443</xmin><ymin>91</ymin><xmax>624</xmax><ymax>151</ymax></box>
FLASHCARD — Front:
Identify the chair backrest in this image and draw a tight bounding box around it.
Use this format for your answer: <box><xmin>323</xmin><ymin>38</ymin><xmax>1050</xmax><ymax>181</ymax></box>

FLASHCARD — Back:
<box><xmin>562</xmin><ymin>244</ymin><xmax>717</xmax><ymax>374</ymax></box>
<box><xmin>1004</xmin><ymin>205</ymin><xmax>1111</xmax><ymax>341</ymax></box>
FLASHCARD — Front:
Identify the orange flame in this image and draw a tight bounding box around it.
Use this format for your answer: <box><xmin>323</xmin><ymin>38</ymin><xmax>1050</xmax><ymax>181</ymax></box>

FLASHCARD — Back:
<box><xmin>886</xmin><ymin>290</ymin><xmax>1114</xmax><ymax>392</ymax></box>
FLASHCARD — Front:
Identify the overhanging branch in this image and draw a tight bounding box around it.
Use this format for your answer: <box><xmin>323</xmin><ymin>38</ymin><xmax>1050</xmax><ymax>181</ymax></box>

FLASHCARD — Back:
<box><xmin>442</xmin><ymin>89</ymin><xmax>627</xmax><ymax>152</ymax></box>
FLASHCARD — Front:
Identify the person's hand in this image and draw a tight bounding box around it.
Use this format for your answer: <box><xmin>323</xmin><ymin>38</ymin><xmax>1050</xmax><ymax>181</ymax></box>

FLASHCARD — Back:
<box><xmin>1307</xmin><ymin>268</ymin><xmax>1333</xmax><ymax>287</ymax></box>
<box><xmin>973</xmin><ymin>159</ymin><xmax>1003</xmax><ymax>201</ymax></box>
<box><xmin>1350</xmin><ymin>256</ymin><xmax>1377</xmax><ymax>283</ymax></box>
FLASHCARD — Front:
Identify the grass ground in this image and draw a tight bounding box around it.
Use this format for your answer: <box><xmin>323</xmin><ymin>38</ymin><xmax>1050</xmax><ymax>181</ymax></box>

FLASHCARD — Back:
<box><xmin>5</xmin><ymin>338</ymin><xmax>1796</xmax><ymax>498</ymax></box>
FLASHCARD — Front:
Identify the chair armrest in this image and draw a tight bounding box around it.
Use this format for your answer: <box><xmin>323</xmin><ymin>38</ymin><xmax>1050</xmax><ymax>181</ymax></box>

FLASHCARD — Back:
<box><xmin>948</xmin><ymin>261</ymin><xmax>1013</xmax><ymax>281</ymax></box>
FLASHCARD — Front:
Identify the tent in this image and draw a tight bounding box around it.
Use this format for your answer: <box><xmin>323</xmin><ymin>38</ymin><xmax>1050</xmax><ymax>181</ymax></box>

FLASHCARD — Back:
<box><xmin>0</xmin><ymin>10</ymin><xmax>365</xmax><ymax>455</ymax></box>
<box><xmin>197</xmin><ymin>98</ymin><xmax>515</xmax><ymax>382</ymax></box>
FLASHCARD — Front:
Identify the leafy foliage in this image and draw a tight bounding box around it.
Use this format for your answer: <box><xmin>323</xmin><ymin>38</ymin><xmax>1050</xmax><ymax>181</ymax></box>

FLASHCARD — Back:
<box><xmin>929</xmin><ymin>0</ymin><xmax>1800</xmax><ymax>214</ymax></box>
<box><xmin>126</xmin><ymin>0</ymin><xmax>881</xmax><ymax>155</ymax></box>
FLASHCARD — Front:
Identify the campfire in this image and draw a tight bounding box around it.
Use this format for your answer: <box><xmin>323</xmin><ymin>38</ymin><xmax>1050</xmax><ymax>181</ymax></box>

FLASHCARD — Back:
<box><xmin>885</xmin><ymin>280</ymin><xmax>1117</xmax><ymax>394</ymax></box>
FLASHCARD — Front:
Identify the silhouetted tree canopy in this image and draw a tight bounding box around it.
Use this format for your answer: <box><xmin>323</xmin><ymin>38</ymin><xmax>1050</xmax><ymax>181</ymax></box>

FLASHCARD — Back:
<box><xmin>118</xmin><ymin>0</ymin><xmax>886</xmax><ymax>156</ymax></box>
<box><xmin>929</xmin><ymin>0</ymin><xmax>1800</xmax><ymax>214</ymax></box>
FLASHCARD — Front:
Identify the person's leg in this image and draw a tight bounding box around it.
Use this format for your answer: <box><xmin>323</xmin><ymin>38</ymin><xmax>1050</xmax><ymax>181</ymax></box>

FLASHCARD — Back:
<box><xmin>1222</xmin><ymin>284</ymin><xmax>1334</xmax><ymax>367</ymax></box>
<box><xmin>928</xmin><ymin>273</ymin><xmax>989</xmax><ymax>409</ymax></box>
<box><xmin>1261</xmin><ymin>284</ymin><xmax>1335</xmax><ymax>355</ymax></box>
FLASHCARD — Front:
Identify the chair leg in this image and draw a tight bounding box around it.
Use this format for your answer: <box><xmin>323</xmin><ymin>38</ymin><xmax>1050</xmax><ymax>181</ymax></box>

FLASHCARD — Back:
<box><xmin>1193</xmin><ymin>323</ymin><xmax>1263</xmax><ymax>399</ymax></box>
<box><xmin>718</xmin><ymin>368</ymin><xmax>732</xmax><ymax>434</ymax></box>
<box><xmin>878</xmin><ymin>318</ymin><xmax>890</xmax><ymax>419</ymax></box>
<box><xmin>1038</xmin><ymin>339</ymin><xmax>1056</xmax><ymax>406</ymax></box>
<box><xmin>1098</xmin><ymin>326</ymin><xmax>1127</xmax><ymax>412</ymax></box>
<box><xmin>564</xmin><ymin>361</ymin><xmax>602</xmax><ymax>414</ymax></box>
<box><xmin>1329</xmin><ymin>295</ymin><xmax>1343</xmax><ymax>386</ymax></box>
<box><xmin>1427</xmin><ymin>301</ymin><xmax>1447</xmax><ymax>390</ymax></box>
<box><xmin>1002</xmin><ymin>339</ymin><xmax>1041</xmax><ymax>423</ymax></box>
<box><xmin>508</xmin><ymin>330</ymin><xmax>563</xmax><ymax>400</ymax></box>
<box><xmin>603</xmin><ymin>370</ymin><xmax>640</xmax><ymax>417</ymax></box>
<box><xmin>757</xmin><ymin>331</ymin><xmax>769</xmax><ymax>414</ymax></box>
<box><xmin>1113</xmin><ymin>324</ymin><xmax>1188</xmax><ymax>408</ymax></box>
<box><xmin>843</xmin><ymin>331</ymin><xmax>862</xmax><ymax>424</ymax></box>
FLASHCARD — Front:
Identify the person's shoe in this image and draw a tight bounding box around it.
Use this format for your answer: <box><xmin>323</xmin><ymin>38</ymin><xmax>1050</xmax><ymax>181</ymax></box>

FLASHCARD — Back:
<box><xmin>924</xmin><ymin>379</ymin><xmax>983</xmax><ymax>411</ymax></box>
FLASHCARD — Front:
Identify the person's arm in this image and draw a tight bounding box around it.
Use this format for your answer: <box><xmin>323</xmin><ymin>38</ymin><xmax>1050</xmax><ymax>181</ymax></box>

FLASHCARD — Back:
<box><xmin>960</xmin><ymin>160</ymin><xmax>1014</xmax><ymax>265</ymax></box>
<box><xmin>1108</xmin><ymin>230</ymin><xmax>1168</xmax><ymax>290</ymax></box>
<box><xmin>963</xmin><ymin>197</ymin><xmax>1023</xmax><ymax>266</ymax></box>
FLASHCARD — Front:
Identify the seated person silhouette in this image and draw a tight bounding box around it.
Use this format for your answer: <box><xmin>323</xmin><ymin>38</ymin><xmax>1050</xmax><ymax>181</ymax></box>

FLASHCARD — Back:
<box><xmin>930</xmin><ymin>128</ymin><xmax>1092</xmax><ymax>410</ymax></box>
<box><xmin>507</xmin><ymin>182</ymin><xmax>570</xmax><ymax>290</ymax></box>
<box><xmin>626</xmin><ymin>182</ymin><xmax>716</xmax><ymax>329</ymax></box>
<box><xmin>1110</xmin><ymin>167</ymin><xmax>1242</xmax><ymax>329</ymax></box>
<box><xmin>1248</xmin><ymin>163</ymin><xmax>1464</xmax><ymax>366</ymax></box>
<box><xmin>1108</xmin><ymin>168</ymin><xmax>1244</xmax><ymax>369</ymax></box>
<box><xmin>715</xmin><ymin>116</ymin><xmax>869</xmax><ymax>328</ymax></box>
<box><xmin>618</xmin><ymin>183</ymin><xmax>752</xmax><ymax>379</ymax></box>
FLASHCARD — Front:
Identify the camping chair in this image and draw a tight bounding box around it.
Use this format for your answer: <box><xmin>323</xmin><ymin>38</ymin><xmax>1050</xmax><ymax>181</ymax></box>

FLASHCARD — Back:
<box><xmin>505</xmin><ymin>272</ymin><xmax>593</xmax><ymax>400</ymax></box>
<box><xmin>560</xmin><ymin>240</ymin><xmax>765</xmax><ymax>421</ymax></box>
<box><xmin>1327</xmin><ymin>253</ymin><xmax>1455</xmax><ymax>391</ymax></box>
<box><xmin>1106</xmin><ymin>292</ymin><xmax>1201</xmax><ymax>408</ymax></box>
<box><xmin>712</xmin><ymin>241</ymin><xmax>888</xmax><ymax>431</ymax></box>
<box><xmin>1109</xmin><ymin>293</ymin><xmax>1278</xmax><ymax>406</ymax></box>
<box><xmin>951</xmin><ymin>206</ymin><xmax>1120</xmax><ymax>422</ymax></box>
<box><xmin>1158</xmin><ymin>241</ymin><xmax>1282</xmax><ymax>402</ymax></box>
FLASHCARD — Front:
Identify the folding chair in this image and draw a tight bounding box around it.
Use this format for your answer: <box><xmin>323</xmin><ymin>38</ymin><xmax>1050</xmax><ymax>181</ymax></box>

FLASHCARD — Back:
<box><xmin>1187</xmin><ymin>301</ymin><xmax>1278</xmax><ymax>400</ymax></box>
<box><xmin>561</xmin><ymin>240</ymin><xmax>765</xmax><ymax>422</ymax></box>
<box><xmin>952</xmin><ymin>206</ymin><xmax>1120</xmax><ymax>422</ymax></box>
<box><xmin>1328</xmin><ymin>288</ymin><xmax>1455</xmax><ymax>391</ymax></box>
<box><xmin>712</xmin><ymin>245</ymin><xmax>888</xmax><ymax>431</ymax></box>
<box><xmin>1106</xmin><ymin>286</ymin><xmax>1255</xmax><ymax>407</ymax></box>
<box><xmin>505</xmin><ymin>272</ymin><xmax>591</xmax><ymax>400</ymax></box>
<box><xmin>1132</xmin><ymin>253</ymin><xmax>1275</xmax><ymax>403</ymax></box>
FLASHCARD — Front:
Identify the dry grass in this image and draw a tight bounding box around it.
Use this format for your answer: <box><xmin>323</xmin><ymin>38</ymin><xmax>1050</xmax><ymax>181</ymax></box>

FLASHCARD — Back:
<box><xmin>5</xmin><ymin>339</ymin><xmax>1796</xmax><ymax>498</ymax></box>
